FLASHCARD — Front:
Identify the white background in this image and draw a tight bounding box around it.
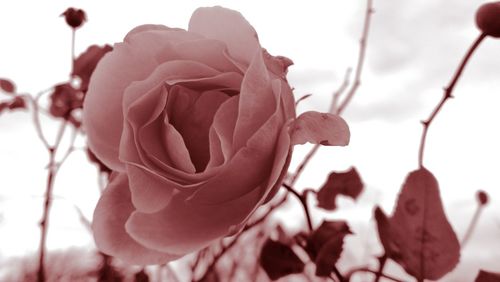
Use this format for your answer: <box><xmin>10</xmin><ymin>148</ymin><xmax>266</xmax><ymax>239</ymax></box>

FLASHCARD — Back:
<box><xmin>1</xmin><ymin>0</ymin><xmax>500</xmax><ymax>281</ymax></box>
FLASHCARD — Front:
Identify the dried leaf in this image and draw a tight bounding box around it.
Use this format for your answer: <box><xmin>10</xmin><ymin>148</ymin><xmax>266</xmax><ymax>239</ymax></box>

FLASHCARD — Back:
<box><xmin>389</xmin><ymin>168</ymin><xmax>460</xmax><ymax>280</ymax></box>
<box><xmin>305</xmin><ymin>220</ymin><xmax>352</xmax><ymax>277</ymax></box>
<box><xmin>0</xmin><ymin>78</ymin><xmax>15</xmax><ymax>93</ymax></box>
<box><xmin>317</xmin><ymin>167</ymin><xmax>364</xmax><ymax>210</ymax></box>
<box><xmin>475</xmin><ymin>270</ymin><xmax>500</xmax><ymax>282</ymax></box>
<box><xmin>289</xmin><ymin>111</ymin><xmax>350</xmax><ymax>146</ymax></box>
<box><xmin>259</xmin><ymin>238</ymin><xmax>305</xmax><ymax>280</ymax></box>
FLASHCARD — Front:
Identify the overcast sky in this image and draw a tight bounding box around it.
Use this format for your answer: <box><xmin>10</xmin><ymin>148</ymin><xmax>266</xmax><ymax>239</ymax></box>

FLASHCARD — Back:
<box><xmin>1</xmin><ymin>0</ymin><xmax>500</xmax><ymax>281</ymax></box>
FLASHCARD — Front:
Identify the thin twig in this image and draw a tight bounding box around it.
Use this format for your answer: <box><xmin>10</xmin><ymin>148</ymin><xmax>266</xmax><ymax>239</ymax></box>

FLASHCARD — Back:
<box><xmin>418</xmin><ymin>33</ymin><xmax>487</xmax><ymax>168</ymax></box>
<box><xmin>36</xmin><ymin>120</ymin><xmax>67</xmax><ymax>282</ymax></box>
<box><xmin>336</xmin><ymin>0</ymin><xmax>374</xmax><ymax>115</ymax></box>
<box><xmin>282</xmin><ymin>183</ymin><xmax>313</xmax><ymax>232</ymax></box>
<box><xmin>461</xmin><ymin>204</ymin><xmax>484</xmax><ymax>248</ymax></box>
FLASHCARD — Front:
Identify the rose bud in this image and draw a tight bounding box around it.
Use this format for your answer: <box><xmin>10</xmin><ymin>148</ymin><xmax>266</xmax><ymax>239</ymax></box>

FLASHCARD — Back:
<box><xmin>476</xmin><ymin>190</ymin><xmax>489</xmax><ymax>206</ymax></box>
<box><xmin>61</xmin><ymin>8</ymin><xmax>87</xmax><ymax>29</ymax></box>
<box><xmin>85</xmin><ymin>6</ymin><xmax>350</xmax><ymax>265</ymax></box>
<box><xmin>475</xmin><ymin>1</ymin><xmax>500</xmax><ymax>38</ymax></box>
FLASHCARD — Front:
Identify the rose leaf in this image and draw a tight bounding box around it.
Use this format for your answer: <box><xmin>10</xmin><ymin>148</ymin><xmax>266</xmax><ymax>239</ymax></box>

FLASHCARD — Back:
<box><xmin>72</xmin><ymin>44</ymin><xmax>113</xmax><ymax>92</ymax></box>
<box><xmin>289</xmin><ymin>111</ymin><xmax>349</xmax><ymax>146</ymax></box>
<box><xmin>259</xmin><ymin>238</ymin><xmax>305</xmax><ymax>280</ymax></box>
<box><xmin>388</xmin><ymin>168</ymin><xmax>460</xmax><ymax>280</ymax></box>
<box><xmin>0</xmin><ymin>78</ymin><xmax>15</xmax><ymax>94</ymax></box>
<box><xmin>305</xmin><ymin>220</ymin><xmax>352</xmax><ymax>277</ymax></box>
<box><xmin>373</xmin><ymin>206</ymin><xmax>403</xmax><ymax>263</ymax></box>
<box><xmin>316</xmin><ymin>167</ymin><xmax>364</xmax><ymax>211</ymax></box>
<box><xmin>475</xmin><ymin>270</ymin><xmax>500</xmax><ymax>282</ymax></box>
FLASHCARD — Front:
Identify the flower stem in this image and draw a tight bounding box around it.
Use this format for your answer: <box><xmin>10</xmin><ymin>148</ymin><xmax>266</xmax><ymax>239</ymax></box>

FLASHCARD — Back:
<box><xmin>461</xmin><ymin>203</ymin><xmax>484</xmax><ymax>248</ymax></box>
<box><xmin>418</xmin><ymin>33</ymin><xmax>487</xmax><ymax>168</ymax></box>
<box><xmin>282</xmin><ymin>183</ymin><xmax>313</xmax><ymax>232</ymax></box>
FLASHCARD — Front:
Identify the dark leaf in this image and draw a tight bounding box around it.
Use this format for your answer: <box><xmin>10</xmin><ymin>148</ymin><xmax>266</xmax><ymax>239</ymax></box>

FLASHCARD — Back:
<box><xmin>306</xmin><ymin>220</ymin><xmax>352</xmax><ymax>277</ymax></box>
<box><xmin>7</xmin><ymin>96</ymin><xmax>26</xmax><ymax>110</ymax></box>
<box><xmin>259</xmin><ymin>238</ymin><xmax>305</xmax><ymax>280</ymax></box>
<box><xmin>134</xmin><ymin>269</ymin><xmax>149</xmax><ymax>282</ymax></box>
<box><xmin>388</xmin><ymin>168</ymin><xmax>460</xmax><ymax>280</ymax></box>
<box><xmin>373</xmin><ymin>206</ymin><xmax>402</xmax><ymax>262</ymax></box>
<box><xmin>87</xmin><ymin>147</ymin><xmax>112</xmax><ymax>174</ymax></box>
<box><xmin>475</xmin><ymin>270</ymin><xmax>500</xmax><ymax>282</ymax></box>
<box><xmin>317</xmin><ymin>167</ymin><xmax>364</xmax><ymax>211</ymax></box>
<box><xmin>72</xmin><ymin>44</ymin><xmax>113</xmax><ymax>92</ymax></box>
<box><xmin>0</xmin><ymin>78</ymin><xmax>15</xmax><ymax>93</ymax></box>
<box><xmin>289</xmin><ymin>111</ymin><xmax>350</xmax><ymax>146</ymax></box>
<box><xmin>61</xmin><ymin>8</ymin><xmax>86</xmax><ymax>29</ymax></box>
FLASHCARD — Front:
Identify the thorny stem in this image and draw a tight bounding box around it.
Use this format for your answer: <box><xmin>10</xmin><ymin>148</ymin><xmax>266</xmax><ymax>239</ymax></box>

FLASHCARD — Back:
<box><xmin>346</xmin><ymin>267</ymin><xmax>404</xmax><ymax>282</ymax></box>
<box><xmin>418</xmin><ymin>33</ymin><xmax>487</xmax><ymax>168</ymax></box>
<box><xmin>289</xmin><ymin>0</ymin><xmax>373</xmax><ymax>187</ymax></box>
<box><xmin>461</xmin><ymin>203</ymin><xmax>484</xmax><ymax>248</ymax></box>
<box><xmin>37</xmin><ymin>121</ymin><xmax>67</xmax><ymax>282</ymax></box>
<box><xmin>282</xmin><ymin>183</ymin><xmax>313</xmax><ymax>232</ymax></box>
<box><xmin>336</xmin><ymin>0</ymin><xmax>373</xmax><ymax>115</ymax></box>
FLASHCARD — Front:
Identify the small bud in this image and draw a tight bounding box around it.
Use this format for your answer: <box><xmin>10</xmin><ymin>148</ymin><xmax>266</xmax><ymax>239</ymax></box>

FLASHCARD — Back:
<box><xmin>475</xmin><ymin>2</ymin><xmax>500</xmax><ymax>38</ymax></box>
<box><xmin>477</xmin><ymin>190</ymin><xmax>489</xmax><ymax>206</ymax></box>
<box><xmin>61</xmin><ymin>8</ymin><xmax>86</xmax><ymax>29</ymax></box>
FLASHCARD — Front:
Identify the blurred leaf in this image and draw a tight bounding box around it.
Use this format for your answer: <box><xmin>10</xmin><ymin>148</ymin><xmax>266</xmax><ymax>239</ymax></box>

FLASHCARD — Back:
<box><xmin>0</xmin><ymin>78</ymin><xmax>15</xmax><ymax>93</ymax></box>
<box><xmin>289</xmin><ymin>111</ymin><xmax>349</xmax><ymax>146</ymax></box>
<box><xmin>8</xmin><ymin>96</ymin><xmax>26</xmax><ymax>110</ymax></box>
<box><xmin>388</xmin><ymin>168</ymin><xmax>460</xmax><ymax>280</ymax></box>
<box><xmin>475</xmin><ymin>270</ymin><xmax>500</xmax><ymax>282</ymax></box>
<box><xmin>72</xmin><ymin>44</ymin><xmax>113</xmax><ymax>92</ymax></box>
<box><xmin>317</xmin><ymin>167</ymin><xmax>364</xmax><ymax>210</ymax></box>
<box><xmin>305</xmin><ymin>220</ymin><xmax>351</xmax><ymax>277</ymax></box>
<box><xmin>49</xmin><ymin>83</ymin><xmax>83</xmax><ymax>118</ymax></box>
<box><xmin>259</xmin><ymin>238</ymin><xmax>305</xmax><ymax>280</ymax></box>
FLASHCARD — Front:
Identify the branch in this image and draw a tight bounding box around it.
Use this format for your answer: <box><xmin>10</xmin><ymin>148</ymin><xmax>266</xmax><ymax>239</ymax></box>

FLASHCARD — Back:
<box><xmin>418</xmin><ymin>33</ymin><xmax>487</xmax><ymax>167</ymax></box>
<box><xmin>37</xmin><ymin>121</ymin><xmax>67</xmax><ymax>282</ymax></box>
<box><xmin>336</xmin><ymin>0</ymin><xmax>374</xmax><ymax>115</ymax></box>
<box><xmin>282</xmin><ymin>183</ymin><xmax>313</xmax><ymax>232</ymax></box>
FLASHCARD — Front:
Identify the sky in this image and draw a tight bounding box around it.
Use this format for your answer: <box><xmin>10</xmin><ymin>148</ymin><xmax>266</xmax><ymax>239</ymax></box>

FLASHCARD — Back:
<box><xmin>1</xmin><ymin>0</ymin><xmax>500</xmax><ymax>281</ymax></box>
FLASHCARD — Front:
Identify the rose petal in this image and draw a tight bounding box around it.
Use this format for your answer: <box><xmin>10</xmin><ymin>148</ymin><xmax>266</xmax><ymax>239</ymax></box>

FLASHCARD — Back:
<box><xmin>92</xmin><ymin>173</ymin><xmax>179</xmax><ymax>265</ymax></box>
<box><xmin>186</xmin><ymin>92</ymin><xmax>284</xmax><ymax>205</ymax></box>
<box><xmin>127</xmin><ymin>165</ymin><xmax>177</xmax><ymax>213</ymax></box>
<box><xmin>175</xmin><ymin>90</ymin><xmax>230</xmax><ymax>172</ymax></box>
<box><xmin>233</xmin><ymin>50</ymin><xmax>277</xmax><ymax>151</ymax></box>
<box><xmin>206</xmin><ymin>127</ymin><xmax>225</xmax><ymax>169</ymax></box>
<box><xmin>173</xmin><ymin>39</ymin><xmax>241</xmax><ymax>73</ymax></box>
<box><xmin>212</xmin><ymin>95</ymin><xmax>239</xmax><ymax>160</ymax></box>
<box><xmin>125</xmin><ymin>181</ymin><xmax>263</xmax><ymax>255</ymax></box>
<box><xmin>84</xmin><ymin>27</ymin><xmax>203</xmax><ymax>172</ymax></box>
<box><xmin>289</xmin><ymin>111</ymin><xmax>350</xmax><ymax>146</ymax></box>
<box><xmin>188</xmin><ymin>6</ymin><xmax>260</xmax><ymax>65</ymax></box>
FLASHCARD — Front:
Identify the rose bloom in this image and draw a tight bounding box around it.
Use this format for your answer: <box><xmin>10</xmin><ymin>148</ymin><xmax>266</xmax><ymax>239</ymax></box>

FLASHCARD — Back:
<box><xmin>84</xmin><ymin>6</ymin><xmax>349</xmax><ymax>264</ymax></box>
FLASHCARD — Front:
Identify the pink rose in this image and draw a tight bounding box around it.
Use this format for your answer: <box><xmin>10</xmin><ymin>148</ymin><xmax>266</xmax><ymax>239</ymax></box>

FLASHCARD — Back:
<box><xmin>84</xmin><ymin>6</ymin><xmax>349</xmax><ymax>265</ymax></box>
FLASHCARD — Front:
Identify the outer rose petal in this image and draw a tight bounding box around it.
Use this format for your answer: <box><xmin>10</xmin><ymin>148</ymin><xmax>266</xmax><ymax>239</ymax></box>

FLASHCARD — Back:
<box><xmin>92</xmin><ymin>173</ymin><xmax>180</xmax><ymax>265</ymax></box>
<box><xmin>233</xmin><ymin>50</ymin><xmax>276</xmax><ymax>151</ymax></box>
<box><xmin>188</xmin><ymin>6</ymin><xmax>260</xmax><ymax>65</ymax></box>
<box><xmin>125</xmin><ymin>182</ymin><xmax>264</xmax><ymax>255</ymax></box>
<box><xmin>289</xmin><ymin>111</ymin><xmax>350</xmax><ymax>146</ymax></box>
